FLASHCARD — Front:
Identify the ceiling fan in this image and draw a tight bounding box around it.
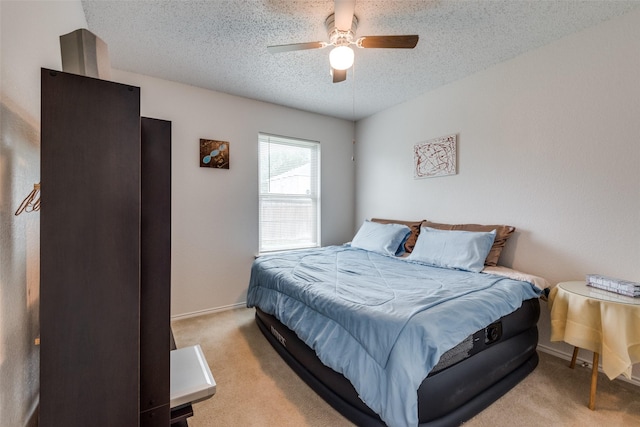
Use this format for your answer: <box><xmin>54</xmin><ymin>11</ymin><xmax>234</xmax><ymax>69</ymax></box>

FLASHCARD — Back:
<box><xmin>267</xmin><ymin>0</ymin><xmax>419</xmax><ymax>83</ymax></box>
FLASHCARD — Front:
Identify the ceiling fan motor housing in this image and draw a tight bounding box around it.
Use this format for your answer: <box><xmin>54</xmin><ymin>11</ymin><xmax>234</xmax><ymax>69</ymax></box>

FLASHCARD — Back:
<box><xmin>325</xmin><ymin>13</ymin><xmax>358</xmax><ymax>47</ymax></box>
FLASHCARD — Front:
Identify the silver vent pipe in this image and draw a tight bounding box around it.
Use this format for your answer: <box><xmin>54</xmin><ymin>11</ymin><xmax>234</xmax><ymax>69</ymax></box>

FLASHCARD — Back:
<box><xmin>59</xmin><ymin>28</ymin><xmax>111</xmax><ymax>80</ymax></box>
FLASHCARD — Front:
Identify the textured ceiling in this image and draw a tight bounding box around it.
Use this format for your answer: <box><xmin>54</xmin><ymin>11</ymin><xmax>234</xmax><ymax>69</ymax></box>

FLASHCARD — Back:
<box><xmin>82</xmin><ymin>1</ymin><xmax>640</xmax><ymax>121</ymax></box>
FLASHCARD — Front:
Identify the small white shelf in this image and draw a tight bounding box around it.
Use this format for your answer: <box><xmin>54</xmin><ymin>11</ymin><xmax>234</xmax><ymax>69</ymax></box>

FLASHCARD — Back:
<box><xmin>170</xmin><ymin>344</ymin><xmax>216</xmax><ymax>408</ymax></box>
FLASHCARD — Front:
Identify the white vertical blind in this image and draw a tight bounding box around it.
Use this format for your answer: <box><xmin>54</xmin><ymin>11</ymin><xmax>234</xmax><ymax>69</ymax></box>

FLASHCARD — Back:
<box><xmin>258</xmin><ymin>133</ymin><xmax>321</xmax><ymax>253</ymax></box>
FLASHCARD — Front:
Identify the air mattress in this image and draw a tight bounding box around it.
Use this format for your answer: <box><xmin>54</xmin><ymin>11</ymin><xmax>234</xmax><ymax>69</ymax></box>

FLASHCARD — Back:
<box><xmin>255</xmin><ymin>297</ymin><xmax>539</xmax><ymax>426</ymax></box>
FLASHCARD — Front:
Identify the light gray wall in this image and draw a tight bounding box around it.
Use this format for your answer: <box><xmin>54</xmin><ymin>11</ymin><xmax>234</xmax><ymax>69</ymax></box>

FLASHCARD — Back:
<box><xmin>1</xmin><ymin>1</ymin><xmax>88</xmax><ymax>424</ymax></box>
<box><xmin>3</xmin><ymin>2</ymin><xmax>637</xmax><ymax>421</ymax></box>
<box><xmin>355</xmin><ymin>8</ymin><xmax>640</xmax><ymax>382</ymax></box>
<box><xmin>110</xmin><ymin>70</ymin><xmax>355</xmax><ymax>317</ymax></box>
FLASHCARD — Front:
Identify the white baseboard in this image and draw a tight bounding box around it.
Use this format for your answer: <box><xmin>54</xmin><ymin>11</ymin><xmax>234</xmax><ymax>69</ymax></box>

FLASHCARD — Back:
<box><xmin>537</xmin><ymin>344</ymin><xmax>640</xmax><ymax>387</ymax></box>
<box><xmin>171</xmin><ymin>302</ymin><xmax>247</xmax><ymax>321</ymax></box>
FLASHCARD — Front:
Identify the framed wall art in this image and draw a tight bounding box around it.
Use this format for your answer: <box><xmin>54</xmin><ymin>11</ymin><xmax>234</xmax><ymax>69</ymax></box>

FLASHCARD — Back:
<box><xmin>413</xmin><ymin>134</ymin><xmax>457</xmax><ymax>179</ymax></box>
<box><xmin>200</xmin><ymin>139</ymin><xmax>229</xmax><ymax>169</ymax></box>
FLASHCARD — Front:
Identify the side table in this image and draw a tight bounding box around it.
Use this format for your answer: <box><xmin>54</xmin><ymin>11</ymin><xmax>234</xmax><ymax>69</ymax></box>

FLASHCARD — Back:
<box><xmin>549</xmin><ymin>281</ymin><xmax>640</xmax><ymax>410</ymax></box>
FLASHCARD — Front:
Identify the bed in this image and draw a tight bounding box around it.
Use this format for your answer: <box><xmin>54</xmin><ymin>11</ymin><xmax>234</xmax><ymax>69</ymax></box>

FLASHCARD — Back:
<box><xmin>247</xmin><ymin>219</ymin><xmax>547</xmax><ymax>427</ymax></box>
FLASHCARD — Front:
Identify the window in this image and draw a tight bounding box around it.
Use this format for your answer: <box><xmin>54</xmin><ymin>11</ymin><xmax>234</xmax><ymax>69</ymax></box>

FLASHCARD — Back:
<box><xmin>258</xmin><ymin>133</ymin><xmax>320</xmax><ymax>253</ymax></box>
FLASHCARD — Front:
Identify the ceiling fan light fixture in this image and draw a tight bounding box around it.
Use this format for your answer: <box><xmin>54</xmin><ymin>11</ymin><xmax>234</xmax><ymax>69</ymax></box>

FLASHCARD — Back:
<box><xmin>329</xmin><ymin>45</ymin><xmax>354</xmax><ymax>70</ymax></box>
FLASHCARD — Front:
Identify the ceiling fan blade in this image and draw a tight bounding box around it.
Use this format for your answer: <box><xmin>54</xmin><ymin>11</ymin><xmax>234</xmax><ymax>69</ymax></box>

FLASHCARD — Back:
<box><xmin>334</xmin><ymin>0</ymin><xmax>356</xmax><ymax>30</ymax></box>
<box><xmin>267</xmin><ymin>41</ymin><xmax>326</xmax><ymax>54</ymax></box>
<box><xmin>331</xmin><ymin>68</ymin><xmax>347</xmax><ymax>83</ymax></box>
<box><xmin>358</xmin><ymin>35</ymin><xmax>419</xmax><ymax>49</ymax></box>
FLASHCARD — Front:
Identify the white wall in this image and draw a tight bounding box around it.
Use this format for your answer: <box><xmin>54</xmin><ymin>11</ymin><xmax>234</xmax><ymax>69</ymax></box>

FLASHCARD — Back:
<box><xmin>111</xmin><ymin>70</ymin><xmax>355</xmax><ymax>317</ymax></box>
<box><xmin>1</xmin><ymin>1</ymin><xmax>88</xmax><ymax>424</ymax></box>
<box><xmin>355</xmin><ymin>8</ymin><xmax>640</xmax><ymax>381</ymax></box>
<box><xmin>2</xmin><ymin>4</ymin><xmax>635</xmax><ymax>422</ymax></box>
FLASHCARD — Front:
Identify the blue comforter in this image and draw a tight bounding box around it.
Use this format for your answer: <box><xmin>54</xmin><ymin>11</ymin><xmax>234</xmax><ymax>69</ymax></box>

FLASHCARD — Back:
<box><xmin>246</xmin><ymin>246</ymin><xmax>541</xmax><ymax>427</ymax></box>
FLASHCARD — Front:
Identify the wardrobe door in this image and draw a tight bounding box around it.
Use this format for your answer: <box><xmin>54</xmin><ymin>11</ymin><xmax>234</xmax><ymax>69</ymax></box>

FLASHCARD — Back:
<box><xmin>140</xmin><ymin>117</ymin><xmax>172</xmax><ymax>426</ymax></box>
<box><xmin>40</xmin><ymin>69</ymin><xmax>141</xmax><ymax>426</ymax></box>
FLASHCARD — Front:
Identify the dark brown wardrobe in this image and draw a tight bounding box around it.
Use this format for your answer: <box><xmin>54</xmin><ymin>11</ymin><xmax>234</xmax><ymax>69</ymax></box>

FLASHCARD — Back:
<box><xmin>40</xmin><ymin>68</ymin><xmax>171</xmax><ymax>426</ymax></box>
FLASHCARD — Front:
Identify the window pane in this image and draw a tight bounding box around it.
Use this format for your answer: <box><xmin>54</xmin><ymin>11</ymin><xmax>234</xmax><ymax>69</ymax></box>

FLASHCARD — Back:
<box><xmin>259</xmin><ymin>133</ymin><xmax>320</xmax><ymax>253</ymax></box>
<box><xmin>259</xmin><ymin>196</ymin><xmax>317</xmax><ymax>251</ymax></box>
<box><xmin>260</xmin><ymin>138</ymin><xmax>318</xmax><ymax>196</ymax></box>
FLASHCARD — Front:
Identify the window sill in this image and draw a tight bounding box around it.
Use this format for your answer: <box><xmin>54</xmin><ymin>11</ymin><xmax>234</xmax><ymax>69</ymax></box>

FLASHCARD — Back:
<box><xmin>255</xmin><ymin>246</ymin><xmax>320</xmax><ymax>259</ymax></box>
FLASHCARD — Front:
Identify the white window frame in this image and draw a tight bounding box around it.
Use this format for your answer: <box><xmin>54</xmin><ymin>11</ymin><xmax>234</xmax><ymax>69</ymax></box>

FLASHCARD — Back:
<box><xmin>258</xmin><ymin>133</ymin><xmax>321</xmax><ymax>254</ymax></box>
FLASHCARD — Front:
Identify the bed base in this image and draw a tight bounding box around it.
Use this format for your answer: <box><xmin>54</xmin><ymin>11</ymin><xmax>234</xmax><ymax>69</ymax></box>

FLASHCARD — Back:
<box><xmin>255</xmin><ymin>300</ymin><xmax>539</xmax><ymax>426</ymax></box>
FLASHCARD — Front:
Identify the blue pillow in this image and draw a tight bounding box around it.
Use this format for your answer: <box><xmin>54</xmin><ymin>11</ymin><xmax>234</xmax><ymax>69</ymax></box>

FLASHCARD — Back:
<box><xmin>351</xmin><ymin>220</ymin><xmax>411</xmax><ymax>256</ymax></box>
<box><xmin>407</xmin><ymin>226</ymin><xmax>496</xmax><ymax>272</ymax></box>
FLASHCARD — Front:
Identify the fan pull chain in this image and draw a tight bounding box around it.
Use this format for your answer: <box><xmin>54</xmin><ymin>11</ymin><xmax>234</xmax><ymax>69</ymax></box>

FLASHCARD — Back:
<box><xmin>352</xmin><ymin>57</ymin><xmax>356</xmax><ymax>121</ymax></box>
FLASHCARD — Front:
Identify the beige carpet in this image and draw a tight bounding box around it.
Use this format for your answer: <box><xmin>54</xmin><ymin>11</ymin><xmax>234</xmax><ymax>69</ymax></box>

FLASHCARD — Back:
<box><xmin>171</xmin><ymin>308</ymin><xmax>640</xmax><ymax>426</ymax></box>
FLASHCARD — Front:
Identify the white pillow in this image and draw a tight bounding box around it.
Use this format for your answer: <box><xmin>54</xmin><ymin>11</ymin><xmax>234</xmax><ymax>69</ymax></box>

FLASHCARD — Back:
<box><xmin>351</xmin><ymin>220</ymin><xmax>411</xmax><ymax>256</ymax></box>
<box><xmin>407</xmin><ymin>226</ymin><xmax>496</xmax><ymax>272</ymax></box>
